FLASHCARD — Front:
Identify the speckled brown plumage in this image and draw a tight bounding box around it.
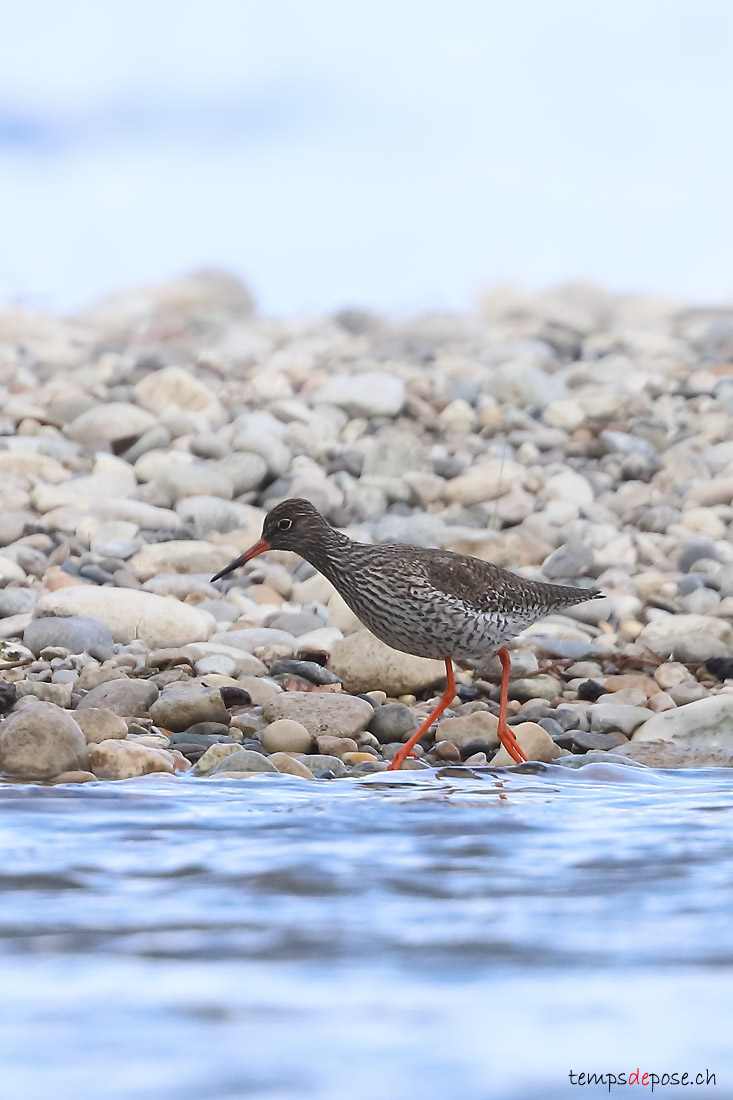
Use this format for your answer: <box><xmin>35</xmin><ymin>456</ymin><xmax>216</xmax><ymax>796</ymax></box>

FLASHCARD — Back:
<box><xmin>212</xmin><ymin>498</ymin><xmax>602</xmax><ymax>663</ymax></box>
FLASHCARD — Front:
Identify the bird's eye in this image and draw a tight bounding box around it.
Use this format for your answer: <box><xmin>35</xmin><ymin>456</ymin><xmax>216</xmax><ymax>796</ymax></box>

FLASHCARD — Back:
<box><xmin>277</xmin><ymin>518</ymin><xmax>292</xmax><ymax>531</ymax></box>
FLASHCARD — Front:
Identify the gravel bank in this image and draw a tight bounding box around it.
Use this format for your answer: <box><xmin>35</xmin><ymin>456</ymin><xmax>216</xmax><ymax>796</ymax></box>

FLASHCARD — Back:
<box><xmin>2</xmin><ymin>273</ymin><xmax>733</xmax><ymax>782</ymax></box>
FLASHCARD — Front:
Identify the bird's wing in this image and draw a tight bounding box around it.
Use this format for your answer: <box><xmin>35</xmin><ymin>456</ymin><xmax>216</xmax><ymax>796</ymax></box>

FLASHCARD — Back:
<box><xmin>419</xmin><ymin>547</ymin><xmax>597</xmax><ymax>614</ymax></box>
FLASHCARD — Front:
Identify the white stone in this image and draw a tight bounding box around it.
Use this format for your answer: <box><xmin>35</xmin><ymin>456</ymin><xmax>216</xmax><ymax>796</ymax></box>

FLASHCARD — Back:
<box><xmin>260</xmin><ymin>719</ymin><xmax>314</xmax><ymax>754</ymax></box>
<box><xmin>0</xmin><ymin>557</ymin><xmax>26</xmax><ymax>581</ymax></box>
<box><xmin>0</xmin><ymin>701</ymin><xmax>88</xmax><ymax>779</ymax></box>
<box><xmin>313</xmin><ymin>372</ymin><xmax>405</xmax><ymax>417</ymax></box>
<box><xmin>88</xmin><ymin>739</ymin><xmax>176</xmax><ymax>779</ymax></box>
<box><xmin>590</xmin><ymin>703</ymin><xmax>650</xmax><ymax>736</ymax></box>
<box><xmin>136</xmin><ymin>365</ymin><xmax>223</xmax><ymax>420</ymax></box>
<box><xmin>491</xmin><ymin>722</ymin><xmax>561</xmax><ymax>765</ymax></box>
<box><xmin>328</xmin><ymin>630</ymin><xmax>446</xmax><ymax>696</ymax></box>
<box><xmin>632</xmin><ymin>695</ymin><xmax>733</xmax><ymax>747</ymax></box>
<box><xmin>0</xmin><ymin>452</ymin><xmax>69</xmax><ymax>483</ymax></box>
<box><xmin>437</xmin><ymin>712</ymin><xmax>499</xmax><ymax>748</ymax></box>
<box><xmin>128</xmin><ymin>541</ymin><xmax>239</xmax><ymax>581</ymax></box>
<box><xmin>638</xmin><ymin>615</ymin><xmax>733</xmax><ymax>661</ymax></box>
<box><xmin>89</xmin><ymin>520</ymin><xmax>141</xmax><ymax>559</ymax></box>
<box><xmin>34</xmin><ymin>587</ymin><xmax>215</xmax><ymax>648</ymax></box>
<box><xmin>543</xmin><ymin>470</ymin><xmax>594</xmax><ymax>507</ymax></box>
<box><xmin>148</xmin><ymin>643</ymin><xmax>264</xmax><ymax>677</ymax></box>
<box><xmin>91</xmin><ymin>499</ymin><xmax>182</xmax><ymax>530</ymax></box>
<box><xmin>211</xmin><ymin>627</ymin><xmax>297</xmax><ymax>653</ymax></box>
<box><xmin>194</xmin><ymin>743</ymin><xmax>243</xmax><ymax>775</ymax></box>
<box><xmin>543</xmin><ymin>399</ymin><xmax>585</xmax><ymax>430</ymax></box>
<box><xmin>443</xmin><ymin>459</ymin><xmax>524</xmax><ymax>505</ymax></box>
<box><xmin>65</xmin><ymin>403</ymin><xmax>157</xmax><ymax>444</ymax></box>
<box><xmin>295</xmin><ymin>627</ymin><xmax>345</xmax><ymax>653</ymax></box>
<box><xmin>268</xmin><ymin>752</ymin><xmax>316</xmax><ymax>779</ymax></box>
<box><xmin>262</xmin><ymin>692</ymin><xmax>373</xmax><ymax>739</ymax></box>
<box><xmin>194</xmin><ymin>655</ymin><xmax>237</xmax><ymax>678</ymax></box>
<box><xmin>74</xmin><ymin>708</ymin><xmax>129</xmax><ymax>744</ymax></box>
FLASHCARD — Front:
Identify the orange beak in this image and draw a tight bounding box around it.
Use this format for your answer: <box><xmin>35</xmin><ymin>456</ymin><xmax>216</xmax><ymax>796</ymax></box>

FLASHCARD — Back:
<box><xmin>210</xmin><ymin>537</ymin><xmax>270</xmax><ymax>582</ymax></box>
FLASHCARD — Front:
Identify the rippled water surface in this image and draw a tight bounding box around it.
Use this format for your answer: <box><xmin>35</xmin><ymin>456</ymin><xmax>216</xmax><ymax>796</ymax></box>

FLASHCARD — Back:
<box><xmin>1</xmin><ymin>763</ymin><xmax>733</xmax><ymax>1099</ymax></box>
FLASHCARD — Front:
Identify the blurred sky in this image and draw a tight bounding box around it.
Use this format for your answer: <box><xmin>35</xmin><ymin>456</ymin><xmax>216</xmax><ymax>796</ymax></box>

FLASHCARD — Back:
<box><xmin>1</xmin><ymin>0</ymin><xmax>732</xmax><ymax>315</ymax></box>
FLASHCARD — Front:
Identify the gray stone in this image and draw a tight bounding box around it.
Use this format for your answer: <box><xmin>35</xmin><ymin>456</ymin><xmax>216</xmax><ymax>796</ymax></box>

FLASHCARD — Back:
<box><xmin>23</xmin><ymin>616</ymin><xmax>114</xmax><ymax>657</ymax></box>
<box><xmin>542</xmin><ymin>542</ymin><xmax>593</xmax><ymax>580</ymax></box>
<box><xmin>175</xmin><ymin>496</ymin><xmax>259</xmax><ymax>534</ymax></box>
<box><xmin>121</xmin><ymin>425</ymin><xmax>171</xmax><ymax>464</ymax></box>
<box><xmin>301</xmin><ymin>753</ymin><xmax>348</xmax><ymax>778</ymax></box>
<box><xmin>169</xmin><ymin>727</ymin><xmax>234</xmax><ymax>747</ymax></box>
<box><xmin>368</xmin><ymin>703</ymin><xmax>420</xmax><ymax>744</ymax></box>
<box><xmin>537</xmin><ymin>716</ymin><xmax>570</xmax><ymax>742</ymax></box>
<box><xmin>0</xmin><ymin>701</ymin><xmax>88</xmax><ymax>779</ymax></box>
<box><xmin>266</xmin><ymin>612</ymin><xmax>326</xmax><ymax>637</ymax></box>
<box><xmin>149</xmin><ymin>685</ymin><xmax>230</xmax><ymax>732</ymax></box>
<box><xmin>571</xmin><ymin>729</ymin><xmax>625</xmax><ymax>752</ymax></box>
<box><xmin>78</xmin><ymin>678</ymin><xmax>159</xmax><ymax>717</ymax></box>
<box><xmin>268</xmin><ymin>659</ymin><xmax>340</xmax><ymax>686</ymax></box>
<box><xmin>550</xmin><ymin>708</ymin><xmax>583</xmax><ymax>731</ymax></box>
<box><xmin>212</xmin><ymin>749</ymin><xmax>278</xmax><ymax>774</ymax></box>
<box><xmin>210</xmin><ymin>453</ymin><xmax>268</xmax><ymax>495</ymax></box>
<box><xmin>553</xmin><ymin>752</ymin><xmax>646</xmax><ymax>769</ymax></box>
<box><xmin>0</xmin><ymin>588</ymin><xmax>37</xmax><ymax>617</ymax></box>
<box><xmin>350</xmin><ymin>759</ymin><xmax>390</xmax><ymax>776</ymax></box>
<box><xmin>677</xmin><ymin>539</ymin><xmax>718</xmax><ymax>573</ymax></box>
<box><xmin>599</xmin><ymin>430</ymin><xmax>657</xmax><ymax>458</ymax></box>
<box><xmin>157</xmin><ymin>462</ymin><xmax>234</xmax><ymax>503</ymax></box>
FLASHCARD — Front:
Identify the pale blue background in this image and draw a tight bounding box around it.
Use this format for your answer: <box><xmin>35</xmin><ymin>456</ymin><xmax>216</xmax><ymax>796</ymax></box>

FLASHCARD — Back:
<box><xmin>1</xmin><ymin>0</ymin><xmax>731</xmax><ymax>314</ymax></box>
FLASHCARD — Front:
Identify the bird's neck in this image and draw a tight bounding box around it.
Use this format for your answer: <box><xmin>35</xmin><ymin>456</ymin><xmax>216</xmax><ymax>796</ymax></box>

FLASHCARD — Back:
<box><xmin>300</xmin><ymin>525</ymin><xmax>354</xmax><ymax>583</ymax></box>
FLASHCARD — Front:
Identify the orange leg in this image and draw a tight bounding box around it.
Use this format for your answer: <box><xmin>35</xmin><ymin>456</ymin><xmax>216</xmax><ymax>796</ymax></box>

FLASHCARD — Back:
<box><xmin>388</xmin><ymin>659</ymin><xmax>456</xmax><ymax>771</ymax></box>
<box><xmin>496</xmin><ymin>647</ymin><xmax>528</xmax><ymax>764</ymax></box>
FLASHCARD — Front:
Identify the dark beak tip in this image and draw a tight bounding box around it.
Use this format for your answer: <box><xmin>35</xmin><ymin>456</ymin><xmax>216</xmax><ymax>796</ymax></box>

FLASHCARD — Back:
<box><xmin>210</xmin><ymin>538</ymin><xmax>271</xmax><ymax>583</ymax></box>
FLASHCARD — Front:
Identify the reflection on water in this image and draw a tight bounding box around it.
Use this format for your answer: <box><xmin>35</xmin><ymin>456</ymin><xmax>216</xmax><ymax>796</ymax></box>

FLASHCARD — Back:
<box><xmin>1</xmin><ymin>764</ymin><xmax>732</xmax><ymax>1099</ymax></box>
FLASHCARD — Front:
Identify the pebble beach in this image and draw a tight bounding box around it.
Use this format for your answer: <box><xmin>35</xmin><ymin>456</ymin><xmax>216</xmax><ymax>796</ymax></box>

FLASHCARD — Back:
<box><xmin>2</xmin><ymin>271</ymin><xmax>733</xmax><ymax>784</ymax></box>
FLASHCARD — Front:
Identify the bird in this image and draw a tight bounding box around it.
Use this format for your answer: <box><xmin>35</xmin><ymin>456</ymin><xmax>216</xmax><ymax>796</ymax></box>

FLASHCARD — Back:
<box><xmin>211</xmin><ymin>498</ymin><xmax>602</xmax><ymax>771</ymax></box>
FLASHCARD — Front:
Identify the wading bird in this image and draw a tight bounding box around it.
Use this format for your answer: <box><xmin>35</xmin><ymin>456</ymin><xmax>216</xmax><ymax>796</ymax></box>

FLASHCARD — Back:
<box><xmin>212</xmin><ymin>499</ymin><xmax>601</xmax><ymax>770</ymax></box>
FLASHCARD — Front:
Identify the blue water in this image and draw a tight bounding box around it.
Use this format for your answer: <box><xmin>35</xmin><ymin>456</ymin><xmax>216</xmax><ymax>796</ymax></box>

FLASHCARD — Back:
<box><xmin>1</xmin><ymin>763</ymin><xmax>732</xmax><ymax>1099</ymax></box>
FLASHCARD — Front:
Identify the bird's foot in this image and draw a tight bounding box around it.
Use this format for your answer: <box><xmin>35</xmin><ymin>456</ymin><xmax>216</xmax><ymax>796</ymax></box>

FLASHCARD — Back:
<box><xmin>387</xmin><ymin>746</ymin><xmax>418</xmax><ymax>771</ymax></box>
<box><xmin>498</xmin><ymin>721</ymin><xmax>529</xmax><ymax>765</ymax></box>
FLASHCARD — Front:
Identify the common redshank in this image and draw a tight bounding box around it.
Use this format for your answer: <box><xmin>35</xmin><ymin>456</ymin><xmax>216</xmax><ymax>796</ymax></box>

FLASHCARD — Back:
<box><xmin>211</xmin><ymin>499</ymin><xmax>601</xmax><ymax>770</ymax></box>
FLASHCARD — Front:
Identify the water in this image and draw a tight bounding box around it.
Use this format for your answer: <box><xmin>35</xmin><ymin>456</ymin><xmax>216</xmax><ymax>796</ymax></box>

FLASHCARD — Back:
<box><xmin>1</xmin><ymin>763</ymin><xmax>732</xmax><ymax>1099</ymax></box>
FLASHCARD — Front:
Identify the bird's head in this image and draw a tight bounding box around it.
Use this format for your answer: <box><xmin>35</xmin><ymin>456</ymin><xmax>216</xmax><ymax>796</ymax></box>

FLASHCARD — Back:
<box><xmin>211</xmin><ymin>498</ymin><xmax>328</xmax><ymax>581</ymax></box>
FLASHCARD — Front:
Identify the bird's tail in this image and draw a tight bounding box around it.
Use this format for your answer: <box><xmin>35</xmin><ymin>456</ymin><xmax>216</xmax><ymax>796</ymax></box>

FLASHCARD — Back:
<box><xmin>543</xmin><ymin>582</ymin><xmax>603</xmax><ymax>610</ymax></box>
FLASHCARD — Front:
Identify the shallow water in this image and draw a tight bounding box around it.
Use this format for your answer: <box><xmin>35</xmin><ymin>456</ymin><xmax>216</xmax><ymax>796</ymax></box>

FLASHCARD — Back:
<box><xmin>1</xmin><ymin>763</ymin><xmax>732</xmax><ymax>1100</ymax></box>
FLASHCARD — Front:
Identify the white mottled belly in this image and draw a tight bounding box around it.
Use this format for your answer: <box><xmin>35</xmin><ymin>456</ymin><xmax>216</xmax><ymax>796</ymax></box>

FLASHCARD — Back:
<box><xmin>356</xmin><ymin>599</ymin><xmax>543</xmax><ymax>662</ymax></box>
